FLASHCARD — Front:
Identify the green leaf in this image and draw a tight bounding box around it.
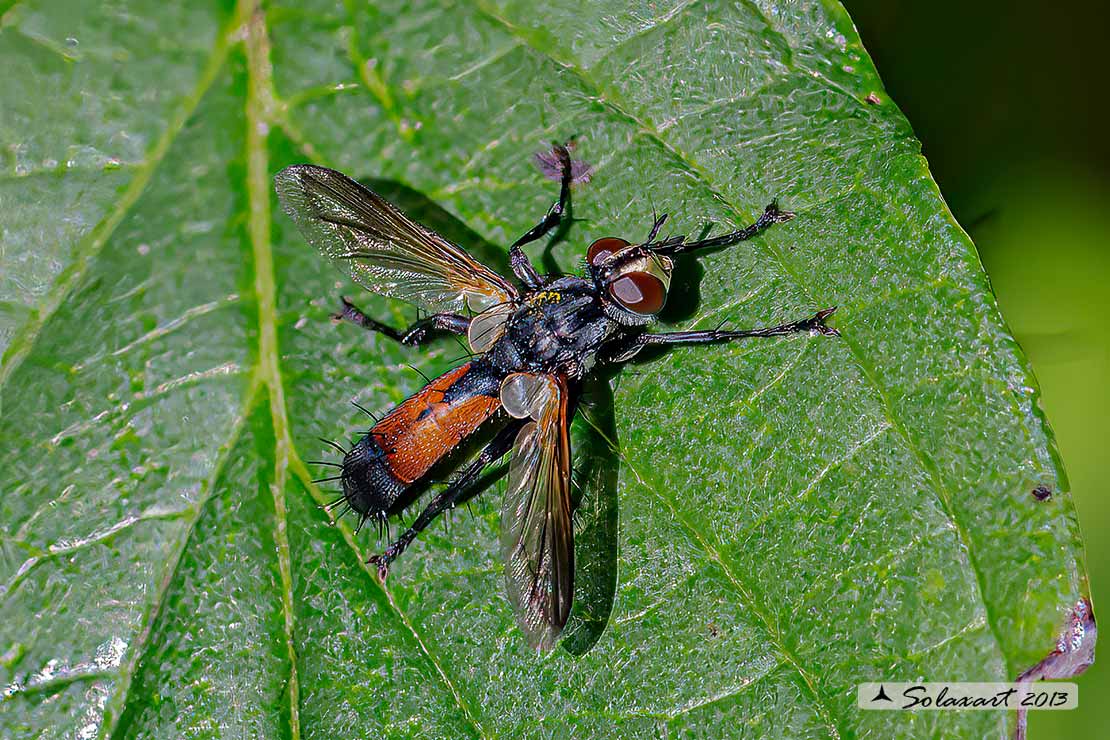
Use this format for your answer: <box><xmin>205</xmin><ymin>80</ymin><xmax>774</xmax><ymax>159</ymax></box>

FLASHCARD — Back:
<box><xmin>0</xmin><ymin>0</ymin><xmax>1092</xmax><ymax>738</ymax></box>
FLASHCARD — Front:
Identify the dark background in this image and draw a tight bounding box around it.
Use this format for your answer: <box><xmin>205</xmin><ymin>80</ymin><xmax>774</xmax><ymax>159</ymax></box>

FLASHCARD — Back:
<box><xmin>842</xmin><ymin>1</ymin><xmax>1110</xmax><ymax>736</ymax></box>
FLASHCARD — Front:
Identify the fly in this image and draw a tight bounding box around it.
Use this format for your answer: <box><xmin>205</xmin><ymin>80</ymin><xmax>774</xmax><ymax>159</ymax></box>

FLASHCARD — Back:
<box><xmin>273</xmin><ymin>145</ymin><xmax>838</xmax><ymax>651</ymax></box>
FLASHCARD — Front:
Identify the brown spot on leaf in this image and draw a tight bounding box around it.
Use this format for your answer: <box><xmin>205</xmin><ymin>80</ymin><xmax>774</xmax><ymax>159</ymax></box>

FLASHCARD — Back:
<box><xmin>866</xmin><ymin>92</ymin><xmax>882</xmax><ymax>105</ymax></box>
<box><xmin>1032</xmin><ymin>485</ymin><xmax>1052</xmax><ymax>501</ymax></box>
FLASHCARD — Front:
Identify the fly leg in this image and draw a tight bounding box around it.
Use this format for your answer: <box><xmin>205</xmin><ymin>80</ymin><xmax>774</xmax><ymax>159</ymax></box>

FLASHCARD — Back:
<box><xmin>649</xmin><ymin>202</ymin><xmax>795</xmax><ymax>256</ymax></box>
<box><xmin>332</xmin><ymin>296</ymin><xmax>470</xmax><ymax>346</ymax></box>
<box><xmin>643</xmin><ymin>212</ymin><xmax>669</xmax><ymax>244</ymax></box>
<box><xmin>368</xmin><ymin>423</ymin><xmax>520</xmax><ymax>579</ymax></box>
<box><xmin>636</xmin><ymin>307</ymin><xmax>839</xmax><ymax>349</ymax></box>
<box><xmin>508</xmin><ymin>144</ymin><xmax>574</xmax><ymax>288</ymax></box>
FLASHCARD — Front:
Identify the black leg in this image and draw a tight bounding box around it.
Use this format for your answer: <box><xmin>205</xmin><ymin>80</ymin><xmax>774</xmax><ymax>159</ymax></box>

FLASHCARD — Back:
<box><xmin>639</xmin><ymin>307</ymin><xmax>839</xmax><ymax>348</ymax></box>
<box><xmin>508</xmin><ymin>144</ymin><xmax>574</xmax><ymax>288</ymax></box>
<box><xmin>332</xmin><ymin>296</ymin><xmax>470</xmax><ymax>345</ymax></box>
<box><xmin>650</xmin><ymin>202</ymin><xmax>795</xmax><ymax>256</ymax></box>
<box><xmin>368</xmin><ymin>423</ymin><xmax>520</xmax><ymax>579</ymax></box>
<box><xmin>644</xmin><ymin>212</ymin><xmax>669</xmax><ymax>244</ymax></box>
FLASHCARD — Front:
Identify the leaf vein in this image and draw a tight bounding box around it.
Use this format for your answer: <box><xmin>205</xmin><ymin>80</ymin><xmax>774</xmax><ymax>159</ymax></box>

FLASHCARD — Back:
<box><xmin>1</xmin><ymin>507</ymin><xmax>191</xmax><ymax>600</ymax></box>
<box><xmin>100</xmin><ymin>382</ymin><xmax>264</xmax><ymax>740</ymax></box>
<box><xmin>0</xmin><ymin>13</ymin><xmax>238</xmax><ymax>392</ymax></box>
<box><xmin>619</xmin><ymin>453</ymin><xmax>844</xmax><ymax>738</ymax></box>
<box><xmin>289</xmin><ymin>454</ymin><xmax>490</xmax><ymax>740</ymax></box>
<box><xmin>587</xmin><ymin>0</ymin><xmax>703</xmax><ymax>71</ymax></box>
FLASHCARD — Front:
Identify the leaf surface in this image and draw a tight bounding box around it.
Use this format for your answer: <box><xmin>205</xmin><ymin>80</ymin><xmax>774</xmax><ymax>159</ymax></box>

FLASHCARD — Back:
<box><xmin>0</xmin><ymin>1</ymin><xmax>1090</xmax><ymax>738</ymax></box>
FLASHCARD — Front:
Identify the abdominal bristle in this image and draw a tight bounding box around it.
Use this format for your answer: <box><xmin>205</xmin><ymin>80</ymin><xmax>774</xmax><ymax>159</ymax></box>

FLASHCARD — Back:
<box><xmin>317</xmin><ymin>437</ymin><xmax>349</xmax><ymax>455</ymax></box>
<box><xmin>322</xmin><ymin>494</ymin><xmax>346</xmax><ymax>511</ymax></box>
<box><xmin>351</xmin><ymin>400</ymin><xmax>380</xmax><ymax>422</ymax></box>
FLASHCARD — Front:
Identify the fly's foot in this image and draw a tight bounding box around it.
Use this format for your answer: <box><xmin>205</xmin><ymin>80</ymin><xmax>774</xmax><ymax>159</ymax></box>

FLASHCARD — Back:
<box><xmin>763</xmin><ymin>200</ymin><xmax>796</xmax><ymax>225</ymax></box>
<box><xmin>533</xmin><ymin>140</ymin><xmax>593</xmax><ymax>185</ymax></box>
<box><xmin>806</xmin><ymin>307</ymin><xmax>840</xmax><ymax>336</ymax></box>
<box><xmin>367</xmin><ymin>549</ymin><xmax>397</xmax><ymax>581</ymax></box>
<box><xmin>367</xmin><ymin>529</ymin><xmax>416</xmax><ymax>581</ymax></box>
<box><xmin>331</xmin><ymin>295</ymin><xmax>358</xmax><ymax>323</ymax></box>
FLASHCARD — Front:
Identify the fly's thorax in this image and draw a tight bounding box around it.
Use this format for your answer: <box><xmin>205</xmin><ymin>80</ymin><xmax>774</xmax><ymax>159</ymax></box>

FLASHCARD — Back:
<box><xmin>481</xmin><ymin>277</ymin><xmax>619</xmax><ymax>377</ymax></box>
<box><xmin>512</xmin><ymin>277</ymin><xmax>599</xmax><ymax>332</ymax></box>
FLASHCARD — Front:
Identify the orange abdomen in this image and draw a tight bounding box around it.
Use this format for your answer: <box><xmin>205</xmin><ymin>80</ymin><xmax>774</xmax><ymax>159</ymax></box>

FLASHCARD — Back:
<box><xmin>371</xmin><ymin>362</ymin><xmax>504</xmax><ymax>485</ymax></box>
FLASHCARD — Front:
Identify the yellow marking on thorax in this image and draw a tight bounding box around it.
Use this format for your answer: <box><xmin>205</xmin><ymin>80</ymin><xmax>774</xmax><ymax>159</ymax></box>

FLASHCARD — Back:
<box><xmin>530</xmin><ymin>290</ymin><xmax>563</xmax><ymax>305</ymax></box>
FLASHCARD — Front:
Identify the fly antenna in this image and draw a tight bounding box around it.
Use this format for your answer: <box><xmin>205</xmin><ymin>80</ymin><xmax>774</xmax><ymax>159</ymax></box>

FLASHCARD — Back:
<box><xmin>312</xmin><ymin>474</ymin><xmax>343</xmax><ymax>484</ymax></box>
<box><xmin>307</xmin><ymin>460</ymin><xmax>342</xmax><ymax>468</ymax></box>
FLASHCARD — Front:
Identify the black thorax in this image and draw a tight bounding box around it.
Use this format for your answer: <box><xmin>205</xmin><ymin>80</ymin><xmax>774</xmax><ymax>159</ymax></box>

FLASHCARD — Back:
<box><xmin>483</xmin><ymin>276</ymin><xmax>625</xmax><ymax>377</ymax></box>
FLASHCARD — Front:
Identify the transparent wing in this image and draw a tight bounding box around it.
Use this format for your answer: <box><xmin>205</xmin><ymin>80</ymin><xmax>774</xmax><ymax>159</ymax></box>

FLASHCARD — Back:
<box><xmin>274</xmin><ymin>164</ymin><xmax>517</xmax><ymax>313</ymax></box>
<box><xmin>499</xmin><ymin>373</ymin><xmax>574</xmax><ymax>651</ymax></box>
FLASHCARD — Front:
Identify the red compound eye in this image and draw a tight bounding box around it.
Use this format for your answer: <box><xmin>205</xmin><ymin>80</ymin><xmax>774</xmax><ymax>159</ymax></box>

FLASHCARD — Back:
<box><xmin>587</xmin><ymin>236</ymin><xmax>629</xmax><ymax>265</ymax></box>
<box><xmin>608</xmin><ymin>271</ymin><xmax>666</xmax><ymax>314</ymax></box>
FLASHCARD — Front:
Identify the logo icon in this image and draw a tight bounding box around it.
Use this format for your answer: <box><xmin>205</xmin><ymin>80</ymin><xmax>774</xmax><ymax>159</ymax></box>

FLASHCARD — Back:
<box><xmin>871</xmin><ymin>685</ymin><xmax>892</xmax><ymax>703</ymax></box>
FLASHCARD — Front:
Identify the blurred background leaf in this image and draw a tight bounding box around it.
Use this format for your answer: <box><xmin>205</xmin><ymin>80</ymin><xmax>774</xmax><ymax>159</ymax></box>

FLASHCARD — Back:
<box><xmin>0</xmin><ymin>0</ymin><xmax>1097</xmax><ymax>738</ymax></box>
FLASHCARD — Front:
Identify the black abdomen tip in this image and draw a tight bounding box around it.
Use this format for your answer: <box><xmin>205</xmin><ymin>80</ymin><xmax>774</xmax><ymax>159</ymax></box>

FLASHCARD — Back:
<box><xmin>341</xmin><ymin>434</ymin><xmax>407</xmax><ymax>517</ymax></box>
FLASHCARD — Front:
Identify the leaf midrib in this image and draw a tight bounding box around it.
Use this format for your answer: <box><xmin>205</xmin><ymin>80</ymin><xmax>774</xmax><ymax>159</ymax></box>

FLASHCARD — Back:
<box><xmin>244</xmin><ymin>9</ymin><xmax>302</xmax><ymax>740</ymax></box>
<box><xmin>244</xmin><ymin>6</ymin><xmax>488</xmax><ymax>739</ymax></box>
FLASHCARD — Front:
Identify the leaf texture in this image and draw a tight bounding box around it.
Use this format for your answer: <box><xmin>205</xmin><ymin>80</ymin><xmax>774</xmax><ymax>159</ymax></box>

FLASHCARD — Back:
<box><xmin>0</xmin><ymin>1</ymin><xmax>1090</xmax><ymax>738</ymax></box>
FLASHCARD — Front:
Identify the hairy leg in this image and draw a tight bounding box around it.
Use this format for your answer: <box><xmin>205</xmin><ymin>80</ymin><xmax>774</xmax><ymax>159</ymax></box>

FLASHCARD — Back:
<box><xmin>649</xmin><ymin>202</ymin><xmax>795</xmax><ymax>256</ymax></box>
<box><xmin>332</xmin><ymin>296</ymin><xmax>470</xmax><ymax>345</ymax></box>
<box><xmin>508</xmin><ymin>144</ymin><xmax>575</xmax><ymax>287</ymax></box>
<box><xmin>638</xmin><ymin>307</ymin><xmax>839</xmax><ymax>348</ymax></box>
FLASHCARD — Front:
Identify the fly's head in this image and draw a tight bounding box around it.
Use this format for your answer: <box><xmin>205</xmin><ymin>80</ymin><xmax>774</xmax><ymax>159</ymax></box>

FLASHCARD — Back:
<box><xmin>586</xmin><ymin>236</ymin><xmax>674</xmax><ymax>326</ymax></box>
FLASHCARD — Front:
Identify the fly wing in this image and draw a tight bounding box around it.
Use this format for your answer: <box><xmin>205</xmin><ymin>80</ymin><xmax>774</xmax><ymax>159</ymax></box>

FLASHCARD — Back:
<box><xmin>499</xmin><ymin>373</ymin><xmax>574</xmax><ymax>651</ymax></box>
<box><xmin>274</xmin><ymin>165</ymin><xmax>517</xmax><ymax>313</ymax></box>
